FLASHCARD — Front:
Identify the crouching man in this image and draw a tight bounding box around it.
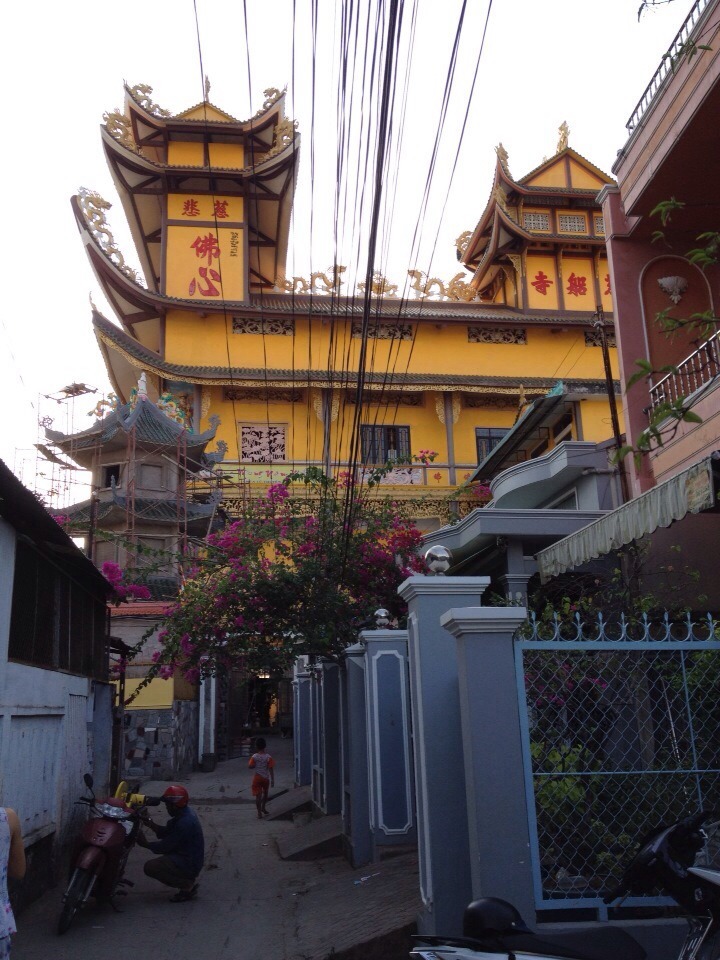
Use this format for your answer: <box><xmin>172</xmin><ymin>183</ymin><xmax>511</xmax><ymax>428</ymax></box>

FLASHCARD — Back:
<box><xmin>137</xmin><ymin>785</ymin><xmax>204</xmax><ymax>902</ymax></box>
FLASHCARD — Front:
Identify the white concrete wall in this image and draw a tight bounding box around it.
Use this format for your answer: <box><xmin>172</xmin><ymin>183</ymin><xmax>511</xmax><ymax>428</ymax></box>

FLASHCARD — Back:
<box><xmin>0</xmin><ymin>518</ymin><xmax>100</xmax><ymax>847</ymax></box>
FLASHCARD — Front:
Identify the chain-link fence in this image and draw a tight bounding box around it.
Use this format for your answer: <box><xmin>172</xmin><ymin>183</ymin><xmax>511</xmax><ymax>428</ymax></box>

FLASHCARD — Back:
<box><xmin>516</xmin><ymin>613</ymin><xmax>720</xmax><ymax>909</ymax></box>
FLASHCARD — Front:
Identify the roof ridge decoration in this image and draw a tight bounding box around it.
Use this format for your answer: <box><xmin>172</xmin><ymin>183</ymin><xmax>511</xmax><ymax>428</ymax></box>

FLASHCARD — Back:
<box><xmin>455</xmin><ymin>231</ymin><xmax>472</xmax><ymax>257</ymax></box>
<box><xmin>273</xmin><ymin>265</ymin><xmax>479</xmax><ymax>302</ymax></box>
<box><xmin>495</xmin><ymin>142</ymin><xmax>511</xmax><ymax>177</ymax></box>
<box><xmin>276</xmin><ymin>264</ymin><xmax>347</xmax><ymax>295</ymax></box>
<box><xmin>556</xmin><ymin>120</ymin><xmax>570</xmax><ymax>154</ymax></box>
<box><xmin>127</xmin><ymin>83</ymin><xmax>172</xmax><ymax>118</ymax></box>
<box><xmin>103</xmin><ymin>109</ymin><xmax>139</xmax><ymax>154</ymax></box>
<box><xmin>261</xmin><ymin>116</ymin><xmax>299</xmax><ymax>161</ymax></box>
<box><xmin>77</xmin><ymin>188</ymin><xmax>146</xmax><ymax>287</ymax></box>
<box><xmin>253</xmin><ymin>87</ymin><xmax>284</xmax><ymax>118</ymax></box>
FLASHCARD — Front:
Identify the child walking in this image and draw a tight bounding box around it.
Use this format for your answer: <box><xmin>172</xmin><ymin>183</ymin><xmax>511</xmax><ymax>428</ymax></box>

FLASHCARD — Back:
<box><xmin>248</xmin><ymin>737</ymin><xmax>275</xmax><ymax>819</ymax></box>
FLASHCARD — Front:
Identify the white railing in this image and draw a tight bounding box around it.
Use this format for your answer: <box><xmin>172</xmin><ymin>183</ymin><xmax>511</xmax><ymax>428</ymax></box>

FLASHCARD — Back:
<box><xmin>626</xmin><ymin>0</ymin><xmax>713</xmax><ymax>132</ymax></box>
<box><xmin>649</xmin><ymin>328</ymin><xmax>720</xmax><ymax>410</ymax></box>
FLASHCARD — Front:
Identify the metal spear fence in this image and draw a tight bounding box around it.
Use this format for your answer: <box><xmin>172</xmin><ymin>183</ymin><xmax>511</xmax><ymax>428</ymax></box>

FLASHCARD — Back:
<box><xmin>515</xmin><ymin>612</ymin><xmax>720</xmax><ymax>916</ymax></box>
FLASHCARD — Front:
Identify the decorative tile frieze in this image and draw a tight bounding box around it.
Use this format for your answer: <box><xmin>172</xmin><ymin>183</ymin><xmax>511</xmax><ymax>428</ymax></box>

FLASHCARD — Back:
<box><xmin>463</xmin><ymin>394</ymin><xmax>519</xmax><ymax>409</ymax></box>
<box><xmin>351</xmin><ymin>322</ymin><xmax>413</xmax><ymax>340</ymax></box>
<box><xmin>345</xmin><ymin>390</ymin><xmax>423</xmax><ymax>406</ymax></box>
<box><xmin>468</xmin><ymin>326</ymin><xmax>527</xmax><ymax>345</ymax></box>
<box><xmin>225</xmin><ymin>388</ymin><xmax>303</xmax><ymax>403</ymax></box>
<box><xmin>359</xmin><ymin>467</ymin><xmax>423</xmax><ymax>485</ymax></box>
<box><xmin>232</xmin><ymin>317</ymin><xmax>295</xmax><ymax>336</ymax></box>
<box><xmin>584</xmin><ymin>329</ymin><xmax>617</xmax><ymax>348</ymax></box>
<box><xmin>240</xmin><ymin>424</ymin><xmax>286</xmax><ymax>462</ymax></box>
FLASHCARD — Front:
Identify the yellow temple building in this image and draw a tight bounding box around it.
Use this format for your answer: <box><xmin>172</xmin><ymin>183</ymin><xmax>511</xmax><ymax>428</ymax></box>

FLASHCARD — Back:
<box><xmin>67</xmin><ymin>85</ymin><xmax>622</xmax><ymax>535</ymax></box>
<box><xmin>45</xmin><ymin>86</ymin><xmax>627</xmax><ymax>774</ymax></box>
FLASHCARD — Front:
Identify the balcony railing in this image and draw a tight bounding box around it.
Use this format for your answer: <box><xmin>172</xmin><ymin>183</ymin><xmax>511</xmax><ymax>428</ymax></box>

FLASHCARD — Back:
<box><xmin>626</xmin><ymin>0</ymin><xmax>713</xmax><ymax>132</ymax></box>
<box><xmin>649</xmin><ymin>329</ymin><xmax>720</xmax><ymax>411</ymax></box>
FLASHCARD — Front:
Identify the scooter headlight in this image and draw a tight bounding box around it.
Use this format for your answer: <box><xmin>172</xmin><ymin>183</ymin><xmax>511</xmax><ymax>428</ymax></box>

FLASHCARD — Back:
<box><xmin>96</xmin><ymin>802</ymin><xmax>131</xmax><ymax>819</ymax></box>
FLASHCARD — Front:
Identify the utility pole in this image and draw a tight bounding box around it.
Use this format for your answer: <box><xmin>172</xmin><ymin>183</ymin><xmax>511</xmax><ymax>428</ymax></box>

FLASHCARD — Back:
<box><xmin>594</xmin><ymin>306</ymin><xmax>630</xmax><ymax>503</ymax></box>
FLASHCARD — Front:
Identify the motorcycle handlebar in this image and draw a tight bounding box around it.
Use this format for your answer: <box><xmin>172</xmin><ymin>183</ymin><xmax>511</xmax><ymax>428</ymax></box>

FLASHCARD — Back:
<box><xmin>603</xmin><ymin>810</ymin><xmax>720</xmax><ymax>905</ymax></box>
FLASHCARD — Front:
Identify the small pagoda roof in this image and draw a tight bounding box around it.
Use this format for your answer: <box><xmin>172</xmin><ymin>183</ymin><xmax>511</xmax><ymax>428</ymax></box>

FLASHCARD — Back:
<box><xmin>92</xmin><ymin>311</ymin><xmax>614</xmax><ymax>396</ymax></box>
<box><xmin>96</xmin><ymin>85</ymin><xmax>298</xmax><ymax>293</ymax></box>
<box><xmin>56</xmin><ymin>493</ymin><xmax>222</xmax><ymax>536</ymax></box>
<box><xmin>462</xmin><ymin>146</ymin><xmax>614</xmax><ymax>285</ymax></box>
<box><xmin>125</xmin><ymin>82</ymin><xmax>285</xmax><ymax>140</ymax></box>
<box><xmin>46</xmin><ymin>391</ymin><xmax>221</xmax><ymax>465</ymax></box>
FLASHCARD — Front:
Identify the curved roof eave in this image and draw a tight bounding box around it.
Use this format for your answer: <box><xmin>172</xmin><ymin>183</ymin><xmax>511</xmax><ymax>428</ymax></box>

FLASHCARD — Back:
<box><xmin>470</xmin><ymin>206</ymin><xmax>523</xmax><ymax>288</ymax></box>
<box><xmin>462</xmin><ymin>162</ymin><xmax>503</xmax><ymax>265</ymax></box>
<box><xmin>124</xmin><ymin>84</ymin><xmax>286</xmax><ymax>138</ymax></box>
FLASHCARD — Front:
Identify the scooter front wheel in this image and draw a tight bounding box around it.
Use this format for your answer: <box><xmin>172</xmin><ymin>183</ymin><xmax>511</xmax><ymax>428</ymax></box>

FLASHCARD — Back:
<box><xmin>57</xmin><ymin>867</ymin><xmax>96</xmax><ymax>935</ymax></box>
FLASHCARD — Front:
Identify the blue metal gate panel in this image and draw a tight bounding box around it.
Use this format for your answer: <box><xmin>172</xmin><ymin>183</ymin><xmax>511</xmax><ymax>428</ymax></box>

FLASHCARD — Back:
<box><xmin>515</xmin><ymin>614</ymin><xmax>720</xmax><ymax>916</ymax></box>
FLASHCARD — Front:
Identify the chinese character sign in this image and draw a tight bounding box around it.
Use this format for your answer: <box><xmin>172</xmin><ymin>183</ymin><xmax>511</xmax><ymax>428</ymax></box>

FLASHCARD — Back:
<box><xmin>165</xmin><ymin>195</ymin><xmax>246</xmax><ymax>301</ymax></box>
<box><xmin>169</xmin><ymin>194</ymin><xmax>244</xmax><ymax>222</ymax></box>
<box><xmin>531</xmin><ymin>271</ymin><xmax>553</xmax><ymax>295</ymax></box>
<box><xmin>189</xmin><ymin>233</ymin><xmax>221</xmax><ymax>296</ymax></box>
<box><xmin>561</xmin><ymin>258</ymin><xmax>595</xmax><ymax>309</ymax></box>
<box><xmin>566</xmin><ymin>272</ymin><xmax>587</xmax><ymax>297</ymax></box>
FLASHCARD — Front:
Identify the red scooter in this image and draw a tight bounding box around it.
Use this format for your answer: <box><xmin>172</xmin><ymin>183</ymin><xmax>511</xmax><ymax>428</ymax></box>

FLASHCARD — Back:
<box><xmin>57</xmin><ymin>774</ymin><xmax>160</xmax><ymax>934</ymax></box>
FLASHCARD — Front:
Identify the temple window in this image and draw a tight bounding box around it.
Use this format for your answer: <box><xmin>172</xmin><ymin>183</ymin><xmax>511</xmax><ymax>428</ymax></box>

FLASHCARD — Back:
<box><xmin>240</xmin><ymin>424</ymin><xmax>287</xmax><ymax>462</ymax></box>
<box><xmin>523</xmin><ymin>212</ymin><xmax>550</xmax><ymax>231</ymax></box>
<box><xmin>138</xmin><ymin>463</ymin><xmax>163</xmax><ymax>490</ymax></box>
<box><xmin>95</xmin><ymin>541</ymin><xmax>117</xmax><ymax>566</ymax></box>
<box><xmin>475</xmin><ymin>427</ymin><xmax>508</xmax><ymax>464</ymax></box>
<box><xmin>558</xmin><ymin>214</ymin><xmax>587</xmax><ymax>234</ymax></box>
<box><xmin>137</xmin><ymin>536</ymin><xmax>168</xmax><ymax>570</ymax></box>
<box><xmin>593</xmin><ymin>215</ymin><xmax>605</xmax><ymax>235</ymax></box>
<box><xmin>360</xmin><ymin>425</ymin><xmax>411</xmax><ymax>464</ymax></box>
<box><xmin>102</xmin><ymin>464</ymin><xmax>121</xmax><ymax>488</ymax></box>
<box><xmin>528</xmin><ymin>413</ymin><xmax>574</xmax><ymax>460</ymax></box>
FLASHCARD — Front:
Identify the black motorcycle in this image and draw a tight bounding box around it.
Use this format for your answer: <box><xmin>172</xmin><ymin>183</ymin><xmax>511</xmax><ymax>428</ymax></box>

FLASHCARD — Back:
<box><xmin>411</xmin><ymin>811</ymin><xmax>720</xmax><ymax>960</ymax></box>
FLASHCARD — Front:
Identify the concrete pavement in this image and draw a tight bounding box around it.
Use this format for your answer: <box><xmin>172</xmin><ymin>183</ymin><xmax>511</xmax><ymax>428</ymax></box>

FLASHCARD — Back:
<box><xmin>12</xmin><ymin>735</ymin><xmax>420</xmax><ymax>960</ymax></box>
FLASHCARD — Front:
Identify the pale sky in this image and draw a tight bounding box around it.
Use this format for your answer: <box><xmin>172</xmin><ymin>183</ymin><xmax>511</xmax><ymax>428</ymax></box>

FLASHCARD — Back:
<box><xmin>0</xmin><ymin>0</ymin><xmax>687</xmax><ymax>505</ymax></box>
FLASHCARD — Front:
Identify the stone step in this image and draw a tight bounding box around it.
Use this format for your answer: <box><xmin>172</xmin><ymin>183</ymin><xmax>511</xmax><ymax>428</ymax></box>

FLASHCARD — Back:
<box><xmin>265</xmin><ymin>783</ymin><xmax>312</xmax><ymax>820</ymax></box>
<box><xmin>277</xmin><ymin>813</ymin><xmax>344</xmax><ymax>860</ymax></box>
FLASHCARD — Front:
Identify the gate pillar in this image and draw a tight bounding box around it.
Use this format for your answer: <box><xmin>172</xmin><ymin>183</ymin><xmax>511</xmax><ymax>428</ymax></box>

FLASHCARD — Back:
<box><xmin>398</xmin><ymin>575</ymin><xmax>489</xmax><ymax>936</ymax></box>
<box><xmin>440</xmin><ymin>606</ymin><xmax>533</xmax><ymax>926</ymax></box>
<box><xmin>293</xmin><ymin>660</ymin><xmax>312</xmax><ymax>786</ymax></box>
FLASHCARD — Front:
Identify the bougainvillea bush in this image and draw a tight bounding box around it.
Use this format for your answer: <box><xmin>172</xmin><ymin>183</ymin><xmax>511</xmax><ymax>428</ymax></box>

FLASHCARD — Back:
<box><xmin>148</xmin><ymin>472</ymin><xmax>426</xmax><ymax>683</ymax></box>
<box><xmin>102</xmin><ymin>561</ymin><xmax>152</xmax><ymax>604</ymax></box>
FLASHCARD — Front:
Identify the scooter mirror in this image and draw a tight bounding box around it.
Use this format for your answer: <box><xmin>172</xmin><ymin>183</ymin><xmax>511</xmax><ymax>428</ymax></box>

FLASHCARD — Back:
<box><xmin>83</xmin><ymin>773</ymin><xmax>94</xmax><ymax>790</ymax></box>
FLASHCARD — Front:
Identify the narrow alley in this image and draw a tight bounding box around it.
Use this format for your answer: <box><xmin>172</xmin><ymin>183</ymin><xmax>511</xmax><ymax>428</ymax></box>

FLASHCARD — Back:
<box><xmin>12</xmin><ymin>737</ymin><xmax>420</xmax><ymax>960</ymax></box>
